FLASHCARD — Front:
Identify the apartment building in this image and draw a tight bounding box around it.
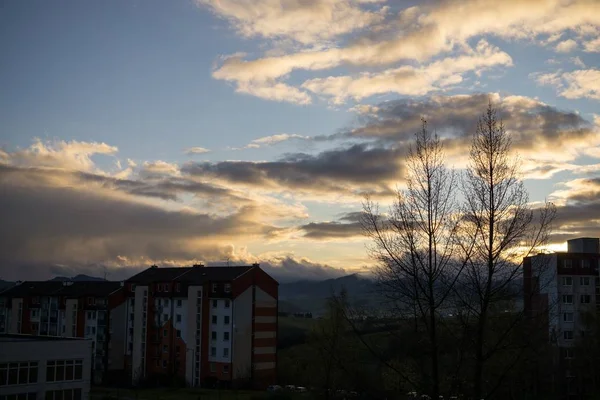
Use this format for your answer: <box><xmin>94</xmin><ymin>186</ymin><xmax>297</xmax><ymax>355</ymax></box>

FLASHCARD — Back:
<box><xmin>123</xmin><ymin>264</ymin><xmax>278</xmax><ymax>389</ymax></box>
<box><xmin>0</xmin><ymin>334</ymin><xmax>92</xmax><ymax>400</ymax></box>
<box><xmin>524</xmin><ymin>238</ymin><xmax>600</xmax><ymax>347</ymax></box>
<box><xmin>0</xmin><ymin>281</ymin><xmax>127</xmax><ymax>384</ymax></box>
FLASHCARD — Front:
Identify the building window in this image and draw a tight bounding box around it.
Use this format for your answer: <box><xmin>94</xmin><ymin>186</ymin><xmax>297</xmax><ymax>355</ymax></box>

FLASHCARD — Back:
<box><xmin>32</xmin><ymin>297</ymin><xmax>39</xmax><ymax>304</ymax></box>
<box><xmin>164</xmin><ymin>299</ymin><xmax>169</xmax><ymax>307</ymax></box>
<box><xmin>564</xmin><ymin>259</ymin><xmax>572</xmax><ymax>268</ymax></box>
<box><xmin>176</xmin><ymin>330</ymin><xmax>181</xmax><ymax>338</ymax></box>
<box><xmin>582</xmin><ymin>259</ymin><xmax>590</xmax><ymax>268</ymax></box>
<box><xmin>212</xmin><ymin>300</ymin><xmax>217</xmax><ymax>308</ymax></box>
<box><xmin>223</xmin><ymin>331</ymin><xmax>229</xmax><ymax>341</ymax></box>
<box><xmin>45</xmin><ymin>360</ymin><xmax>83</xmax><ymax>382</ymax></box>
<box><xmin>581</xmin><ymin>295</ymin><xmax>591</xmax><ymax>304</ymax></box>
<box><xmin>163</xmin><ymin>329</ymin><xmax>168</xmax><ymax>337</ymax></box>
<box><xmin>223</xmin><ymin>365</ymin><xmax>229</xmax><ymax>374</ymax></box>
<box><xmin>163</xmin><ymin>314</ymin><xmax>168</xmax><ymax>322</ymax></box>
<box><xmin>87</xmin><ymin>311</ymin><xmax>93</xmax><ymax>320</ymax></box>
<box><xmin>562</xmin><ymin>295</ymin><xmax>573</xmax><ymax>304</ymax></box>
<box><xmin>563</xmin><ymin>313</ymin><xmax>574</xmax><ymax>322</ymax></box>
<box><xmin>564</xmin><ymin>331</ymin><xmax>573</xmax><ymax>340</ymax></box>
<box><xmin>580</xmin><ymin>277</ymin><xmax>590</xmax><ymax>286</ymax></box>
<box><xmin>562</xmin><ymin>277</ymin><xmax>573</xmax><ymax>286</ymax></box>
<box><xmin>212</xmin><ymin>315</ymin><xmax>217</xmax><ymax>324</ymax></box>
<box><xmin>223</xmin><ymin>348</ymin><xmax>229</xmax><ymax>357</ymax></box>
<box><xmin>224</xmin><ymin>283</ymin><xmax>231</xmax><ymax>293</ymax></box>
<box><xmin>225</xmin><ymin>300</ymin><xmax>230</xmax><ymax>308</ymax></box>
<box><xmin>212</xmin><ymin>283</ymin><xmax>218</xmax><ymax>293</ymax></box>
<box><xmin>0</xmin><ymin>362</ymin><xmax>38</xmax><ymax>385</ymax></box>
<box><xmin>211</xmin><ymin>347</ymin><xmax>216</xmax><ymax>357</ymax></box>
<box><xmin>176</xmin><ymin>314</ymin><xmax>182</xmax><ymax>323</ymax></box>
<box><xmin>164</xmin><ymin>284</ymin><xmax>169</xmax><ymax>292</ymax></box>
<box><xmin>162</xmin><ymin>360</ymin><xmax>167</xmax><ymax>368</ymax></box>
<box><xmin>46</xmin><ymin>389</ymin><xmax>82</xmax><ymax>400</ymax></box>
<box><xmin>176</xmin><ymin>300</ymin><xmax>182</xmax><ymax>307</ymax></box>
<box><xmin>163</xmin><ymin>345</ymin><xmax>168</xmax><ymax>353</ymax></box>
<box><xmin>87</xmin><ymin>297</ymin><xmax>95</xmax><ymax>306</ymax></box>
<box><xmin>211</xmin><ymin>331</ymin><xmax>217</xmax><ymax>341</ymax></box>
<box><xmin>565</xmin><ymin>348</ymin><xmax>574</xmax><ymax>359</ymax></box>
<box><xmin>210</xmin><ymin>363</ymin><xmax>216</xmax><ymax>373</ymax></box>
<box><xmin>224</xmin><ymin>316</ymin><xmax>230</xmax><ymax>325</ymax></box>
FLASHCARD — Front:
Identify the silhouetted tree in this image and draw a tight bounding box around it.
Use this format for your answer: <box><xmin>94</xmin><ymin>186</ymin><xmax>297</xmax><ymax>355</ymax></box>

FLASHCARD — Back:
<box><xmin>456</xmin><ymin>102</ymin><xmax>556</xmax><ymax>399</ymax></box>
<box><xmin>362</xmin><ymin>119</ymin><xmax>464</xmax><ymax>398</ymax></box>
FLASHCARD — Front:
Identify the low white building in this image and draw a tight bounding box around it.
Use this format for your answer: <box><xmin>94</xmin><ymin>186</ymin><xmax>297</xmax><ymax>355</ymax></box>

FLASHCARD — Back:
<box><xmin>0</xmin><ymin>334</ymin><xmax>92</xmax><ymax>400</ymax></box>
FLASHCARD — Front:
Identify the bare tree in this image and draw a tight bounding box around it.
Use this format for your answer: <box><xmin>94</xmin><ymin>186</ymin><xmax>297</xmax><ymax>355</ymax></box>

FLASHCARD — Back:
<box><xmin>457</xmin><ymin>102</ymin><xmax>556</xmax><ymax>399</ymax></box>
<box><xmin>362</xmin><ymin>119</ymin><xmax>462</xmax><ymax>398</ymax></box>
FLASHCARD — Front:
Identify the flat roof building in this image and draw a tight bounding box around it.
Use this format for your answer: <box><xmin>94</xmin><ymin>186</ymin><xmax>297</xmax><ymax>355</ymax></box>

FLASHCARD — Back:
<box><xmin>0</xmin><ymin>334</ymin><xmax>92</xmax><ymax>400</ymax></box>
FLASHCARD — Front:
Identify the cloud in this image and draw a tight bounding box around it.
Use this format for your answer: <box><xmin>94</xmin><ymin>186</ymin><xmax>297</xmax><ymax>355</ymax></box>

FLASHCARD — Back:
<box><xmin>208</xmin><ymin>0</ymin><xmax>600</xmax><ymax>103</ymax></box>
<box><xmin>302</xmin><ymin>40</ymin><xmax>512</xmax><ymax>103</ymax></box>
<box><xmin>182</xmin><ymin>143</ymin><xmax>403</xmax><ymax>198</ymax></box>
<box><xmin>185</xmin><ymin>147</ymin><xmax>211</xmax><ymax>155</ymax></box>
<box><xmin>548</xmin><ymin>177</ymin><xmax>600</xmax><ymax>244</ymax></box>
<box><xmin>238</xmin><ymin>133</ymin><xmax>310</xmax><ymax>149</ymax></box>
<box><xmin>533</xmin><ymin>69</ymin><xmax>600</xmax><ymax>100</ymax></box>
<box><xmin>196</xmin><ymin>0</ymin><xmax>387</xmax><ymax>45</ymax></box>
<box><xmin>584</xmin><ymin>36</ymin><xmax>600</xmax><ymax>52</ymax></box>
<box><xmin>3</xmin><ymin>138</ymin><xmax>118</xmax><ymax>172</ymax></box>
<box><xmin>555</xmin><ymin>39</ymin><xmax>578</xmax><ymax>52</ymax></box>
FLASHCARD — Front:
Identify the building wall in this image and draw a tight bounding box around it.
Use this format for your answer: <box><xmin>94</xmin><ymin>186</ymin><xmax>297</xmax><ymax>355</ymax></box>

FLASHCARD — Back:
<box><xmin>108</xmin><ymin>301</ymin><xmax>127</xmax><ymax>371</ymax></box>
<box><xmin>131</xmin><ymin>286</ymin><xmax>147</xmax><ymax>383</ymax></box>
<box><xmin>208</xmin><ymin>298</ymin><xmax>233</xmax><ymax>367</ymax></box>
<box><xmin>0</xmin><ymin>337</ymin><xmax>92</xmax><ymax>400</ymax></box>
<box><xmin>185</xmin><ymin>286</ymin><xmax>202</xmax><ymax>386</ymax></box>
<box><xmin>9</xmin><ymin>298</ymin><xmax>23</xmax><ymax>334</ymax></box>
<box><xmin>253</xmin><ymin>287</ymin><xmax>277</xmax><ymax>387</ymax></box>
<box><xmin>232</xmin><ymin>287</ymin><xmax>252</xmax><ymax>381</ymax></box>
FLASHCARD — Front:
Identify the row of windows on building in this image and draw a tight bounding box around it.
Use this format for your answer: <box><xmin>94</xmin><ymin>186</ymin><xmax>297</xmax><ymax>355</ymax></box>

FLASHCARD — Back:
<box><xmin>0</xmin><ymin>360</ymin><xmax>83</xmax><ymax>386</ymax></box>
<box><xmin>562</xmin><ymin>259</ymin><xmax>594</xmax><ymax>269</ymax></box>
<box><xmin>563</xmin><ymin>330</ymin><xmax>588</xmax><ymax>340</ymax></box>
<box><xmin>561</xmin><ymin>276</ymin><xmax>598</xmax><ymax>286</ymax></box>
<box><xmin>561</xmin><ymin>294</ymin><xmax>593</xmax><ymax>304</ymax></box>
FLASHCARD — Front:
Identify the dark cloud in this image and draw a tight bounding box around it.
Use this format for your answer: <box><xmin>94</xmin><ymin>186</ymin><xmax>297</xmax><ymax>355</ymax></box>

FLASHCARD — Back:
<box><xmin>182</xmin><ymin>143</ymin><xmax>403</xmax><ymax>196</ymax></box>
<box><xmin>0</xmin><ymin>164</ymin><xmax>237</xmax><ymax>203</ymax></box>
<box><xmin>326</xmin><ymin>94</ymin><xmax>596</xmax><ymax>154</ymax></box>
<box><xmin>0</xmin><ymin>167</ymin><xmax>276</xmax><ymax>267</ymax></box>
<box><xmin>549</xmin><ymin>177</ymin><xmax>600</xmax><ymax>244</ymax></box>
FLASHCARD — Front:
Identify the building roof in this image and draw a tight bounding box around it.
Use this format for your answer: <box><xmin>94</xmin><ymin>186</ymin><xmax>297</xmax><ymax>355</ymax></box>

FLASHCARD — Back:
<box><xmin>0</xmin><ymin>281</ymin><xmax>123</xmax><ymax>298</ymax></box>
<box><xmin>179</xmin><ymin>266</ymin><xmax>254</xmax><ymax>282</ymax></box>
<box><xmin>1</xmin><ymin>281</ymin><xmax>66</xmax><ymax>297</ymax></box>
<box><xmin>126</xmin><ymin>265</ymin><xmax>256</xmax><ymax>284</ymax></box>
<box><xmin>126</xmin><ymin>267</ymin><xmax>192</xmax><ymax>284</ymax></box>
<box><xmin>58</xmin><ymin>281</ymin><xmax>123</xmax><ymax>297</ymax></box>
<box><xmin>0</xmin><ymin>334</ymin><xmax>86</xmax><ymax>342</ymax></box>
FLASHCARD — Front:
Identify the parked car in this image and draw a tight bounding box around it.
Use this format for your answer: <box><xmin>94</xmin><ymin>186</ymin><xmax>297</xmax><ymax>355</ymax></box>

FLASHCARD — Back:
<box><xmin>285</xmin><ymin>385</ymin><xmax>296</xmax><ymax>391</ymax></box>
<box><xmin>267</xmin><ymin>385</ymin><xmax>282</xmax><ymax>392</ymax></box>
<box><xmin>296</xmin><ymin>386</ymin><xmax>308</xmax><ymax>393</ymax></box>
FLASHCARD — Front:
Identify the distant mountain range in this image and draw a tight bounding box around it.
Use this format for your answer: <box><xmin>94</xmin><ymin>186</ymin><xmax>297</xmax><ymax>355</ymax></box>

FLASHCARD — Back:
<box><xmin>279</xmin><ymin>274</ymin><xmax>380</xmax><ymax>316</ymax></box>
<box><xmin>49</xmin><ymin>274</ymin><xmax>106</xmax><ymax>282</ymax></box>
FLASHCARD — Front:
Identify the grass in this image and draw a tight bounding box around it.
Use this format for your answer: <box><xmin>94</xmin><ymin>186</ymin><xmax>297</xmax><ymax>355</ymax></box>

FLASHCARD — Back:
<box><xmin>91</xmin><ymin>386</ymin><xmax>309</xmax><ymax>400</ymax></box>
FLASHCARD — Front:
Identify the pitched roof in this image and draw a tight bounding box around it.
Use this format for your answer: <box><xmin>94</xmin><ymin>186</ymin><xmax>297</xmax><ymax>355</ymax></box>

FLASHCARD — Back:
<box><xmin>179</xmin><ymin>266</ymin><xmax>254</xmax><ymax>282</ymax></box>
<box><xmin>1</xmin><ymin>281</ymin><xmax>65</xmax><ymax>297</ymax></box>
<box><xmin>126</xmin><ymin>267</ymin><xmax>192</xmax><ymax>284</ymax></box>
<box><xmin>59</xmin><ymin>281</ymin><xmax>123</xmax><ymax>297</ymax></box>
<box><xmin>126</xmin><ymin>265</ymin><xmax>255</xmax><ymax>284</ymax></box>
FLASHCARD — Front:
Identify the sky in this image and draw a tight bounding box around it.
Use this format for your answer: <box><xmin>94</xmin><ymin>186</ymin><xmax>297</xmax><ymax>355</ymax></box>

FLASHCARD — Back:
<box><xmin>1</xmin><ymin>0</ymin><xmax>599</xmax><ymax>282</ymax></box>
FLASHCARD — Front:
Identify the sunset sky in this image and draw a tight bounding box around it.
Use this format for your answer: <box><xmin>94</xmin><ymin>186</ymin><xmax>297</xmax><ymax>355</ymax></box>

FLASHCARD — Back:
<box><xmin>1</xmin><ymin>0</ymin><xmax>599</xmax><ymax>282</ymax></box>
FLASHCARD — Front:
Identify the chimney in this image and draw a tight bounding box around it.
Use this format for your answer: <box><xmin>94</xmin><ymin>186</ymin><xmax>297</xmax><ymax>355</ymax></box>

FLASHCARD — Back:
<box><xmin>252</xmin><ymin>263</ymin><xmax>260</xmax><ymax>268</ymax></box>
<box><xmin>150</xmin><ymin>265</ymin><xmax>158</xmax><ymax>269</ymax></box>
<box><xmin>193</xmin><ymin>264</ymin><xmax>205</xmax><ymax>268</ymax></box>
